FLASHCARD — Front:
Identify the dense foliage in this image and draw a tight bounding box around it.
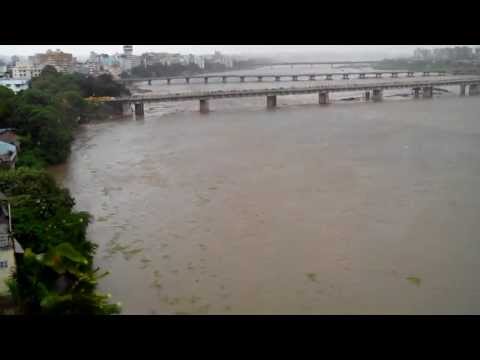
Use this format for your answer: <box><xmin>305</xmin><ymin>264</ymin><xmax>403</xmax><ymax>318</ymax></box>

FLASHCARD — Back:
<box><xmin>0</xmin><ymin>66</ymin><xmax>130</xmax><ymax>167</ymax></box>
<box><xmin>0</xmin><ymin>66</ymin><xmax>123</xmax><ymax>314</ymax></box>
<box><xmin>122</xmin><ymin>58</ymin><xmax>270</xmax><ymax>79</ymax></box>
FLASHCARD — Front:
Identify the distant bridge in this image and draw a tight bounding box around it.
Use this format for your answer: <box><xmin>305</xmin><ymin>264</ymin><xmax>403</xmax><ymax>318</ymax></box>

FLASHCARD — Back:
<box><xmin>257</xmin><ymin>61</ymin><xmax>382</xmax><ymax>67</ymax></box>
<box><xmin>121</xmin><ymin>71</ymin><xmax>446</xmax><ymax>85</ymax></box>
<box><xmin>106</xmin><ymin>76</ymin><xmax>480</xmax><ymax>115</ymax></box>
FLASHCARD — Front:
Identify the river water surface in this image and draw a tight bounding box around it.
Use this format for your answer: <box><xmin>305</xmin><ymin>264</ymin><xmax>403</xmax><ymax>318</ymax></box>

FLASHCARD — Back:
<box><xmin>51</xmin><ymin>66</ymin><xmax>480</xmax><ymax>314</ymax></box>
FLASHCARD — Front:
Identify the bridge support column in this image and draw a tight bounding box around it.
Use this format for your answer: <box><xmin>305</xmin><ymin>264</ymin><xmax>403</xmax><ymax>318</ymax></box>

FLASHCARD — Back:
<box><xmin>423</xmin><ymin>86</ymin><xmax>433</xmax><ymax>98</ymax></box>
<box><xmin>469</xmin><ymin>84</ymin><xmax>479</xmax><ymax>96</ymax></box>
<box><xmin>372</xmin><ymin>89</ymin><xmax>383</xmax><ymax>102</ymax></box>
<box><xmin>266</xmin><ymin>95</ymin><xmax>277</xmax><ymax>109</ymax></box>
<box><xmin>258</xmin><ymin>76</ymin><xmax>263</xmax><ymax>82</ymax></box>
<box><xmin>407</xmin><ymin>72</ymin><xmax>414</xmax><ymax>77</ymax></box>
<box><xmin>460</xmin><ymin>84</ymin><xmax>466</xmax><ymax>96</ymax></box>
<box><xmin>391</xmin><ymin>72</ymin><xmax>398</xmax><ymax>78</ymax></box>
<box><xmin>167</xmin><ymin>78</ymin><xmax>171</xmax><ymax>85</ymax></box>
<box><xmin>365</xmin><ymin>91</ymin><xmax>370</xmax><ymax>101</ymax></box>
<box><xmin>186</xmin><ymin>77</ymin><xmax>190</xmax><ymax>84</ymax></box>
<box><xmin>292</xmin><ymin>75</ymin><xmax>298</xmax><ymax>81</ymax></box>
<box><xmin>318</xmin><ymin>92</ymin><xmax>329</xmax><ymax>105</ymax></box>
<box><xmin>359</xmin><ymin>73</ymin><xmax>365</xmax><ymax>79</ymax></box>
<box><xmin>240</xmin><ymin>76</ymin><xmax>245</xmax><ymax>83</ymax></box>
<box><xmin>112</xmin><ymin>102</ymin><xmax>132</xmax><ymax>116</ymax></box>
<box><xmin>199</xmin><ymin>99</ymin><xmax>210</xmax><ymax>114</ymax></box>
<box><xmin>326</xmin><ymin>74</ymin><xmax>333</xmax><ymax>80</ymax></box>
<box><xmin>148</xmin><ymin>80</ymin><xmax>152</xmax><ymax>85</ymax></box>
<box><xmin>413</xmin><ymin>88</ymin><xmax>420</xmax><ymax>98</ymax></box>
<box><xmin>342</xmin><ymin>74</ymin><xmax>349</xmax><ymax>80</ymax></box>
<box><xmin>134</xmin><ymin>102</ymin><xmax>144</xmax><ymax>116</ymax></box>
<box><xmin>423</xmin><ymin>72</ymin><xmax>430</xmax><ymax>77</ymax></box>
<box><xmin>375</xmin><ymin>73</ymin><xmax>382</xmax><ymax>78</ymax></box>
<box><xmin>309</xmin><ymin>75</ymin><xmax>315</xmax><ymax>81</ymax></box>
<box><xmin>204</xmin><ymin>77</ymin><xmax>208</xmax><ymax>84</ymax></box>
<box><xmin>275</xmin><ymin>76</ymin><xmax>281</xmax><ymax>82</ymax></box>
<box><xmin>222</xmin><ymin>76</ymin><xmax>227</xmax><ymax>83</ymax></box>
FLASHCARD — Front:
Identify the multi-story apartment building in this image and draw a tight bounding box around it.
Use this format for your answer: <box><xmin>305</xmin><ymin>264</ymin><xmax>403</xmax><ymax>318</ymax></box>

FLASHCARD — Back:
<box><xmin>12</xmin><ymin>63</ymin><xmax>43</xmax><ymax>79</ymax></box>
<box><xmin>31</xmin><ymin>49</ymin><xmax>76</xmax><ymax>73</ymax></box>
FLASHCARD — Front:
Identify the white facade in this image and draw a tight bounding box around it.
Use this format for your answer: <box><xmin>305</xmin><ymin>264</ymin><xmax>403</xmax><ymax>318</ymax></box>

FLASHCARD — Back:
<box><xmin>0</xmin><ymin>79</ymin><xmax>29</xmax><ymax>93</ymax></box>
<box><xmin>12</xmin><ymin>63</ymin><xmax>43</xmax><ymax>80</ymax></box>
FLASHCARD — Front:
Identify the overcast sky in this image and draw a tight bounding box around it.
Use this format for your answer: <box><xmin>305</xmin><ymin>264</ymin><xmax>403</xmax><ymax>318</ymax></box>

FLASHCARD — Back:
<box><xmin>0</xmin><ymin>45</ymin><xmax>475</xmax><ymax>59</ymax></box>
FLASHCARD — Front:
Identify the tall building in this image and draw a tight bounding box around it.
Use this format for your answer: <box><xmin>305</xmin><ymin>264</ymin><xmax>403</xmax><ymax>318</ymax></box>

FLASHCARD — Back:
<box><xmin>123</xmin><ymin>45</ymin><xmax>133</xmax><ymax>56</ymax></box>
<box><xmin>120</xmin><ymin>45</ymin><xmax>140</xmax><ymax>73</ymax></box>
<box><xmin>31</xmin><ymin>49</ymin><xmax>75</xmax><ymax>73</ymax></box>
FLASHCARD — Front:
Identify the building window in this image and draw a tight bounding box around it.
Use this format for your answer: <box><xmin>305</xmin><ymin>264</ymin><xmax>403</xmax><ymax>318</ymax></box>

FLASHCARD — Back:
<box><xmin>0</xmin><ymin>260</ymin><xmax>8</xmax><ymax>268</ymax></box>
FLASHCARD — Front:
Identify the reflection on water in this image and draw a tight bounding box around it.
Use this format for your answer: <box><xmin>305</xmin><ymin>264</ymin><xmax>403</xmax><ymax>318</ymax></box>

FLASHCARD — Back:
<box><xmin>51</xmin><ymin>67</ymin><xmax>480</xmax><ymax>314</ymax></box>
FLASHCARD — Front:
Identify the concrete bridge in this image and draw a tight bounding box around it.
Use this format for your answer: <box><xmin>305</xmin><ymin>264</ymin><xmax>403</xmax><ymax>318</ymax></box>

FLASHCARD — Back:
<box><xmin>106</xmin><ymin>77</ymin><xmax>480</xmax><ymax>115</ymax></box>
<box><xmin>121</xmin><ymin>71</ymin><xmax>447</xmax><ymax>85</ymax></box>
<box><xmin>257</xmin><ymin>61</ymin><xmax>382</xmax><ymax>68</ymax></box>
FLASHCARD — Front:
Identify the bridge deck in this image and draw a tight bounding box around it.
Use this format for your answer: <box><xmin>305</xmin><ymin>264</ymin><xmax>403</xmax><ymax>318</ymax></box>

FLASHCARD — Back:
<box><xmin>121</xmin><ymin>71</ymin><xmax>444</xmax><ymax>82</ymax></box>
<box><xmin>108</xmin><ymin>77</ymin><xmax>480</xmax><ymax>104</ymax></box>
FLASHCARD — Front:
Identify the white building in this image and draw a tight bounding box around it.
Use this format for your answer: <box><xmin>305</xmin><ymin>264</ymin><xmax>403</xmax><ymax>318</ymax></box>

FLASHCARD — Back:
<box><xmin>0</xmin><ymin>65</ymin><xmax>7</xmax><ymax>78</ymax></box>
<box><xmin>12</xmin><ymin>63</ymin><xmax>43</xmax><ymax>80</ymax></box>
<box><xmin>0</xmin><ymin>79</ymin><xmax>29</xmax><ymax>93</ymax></box>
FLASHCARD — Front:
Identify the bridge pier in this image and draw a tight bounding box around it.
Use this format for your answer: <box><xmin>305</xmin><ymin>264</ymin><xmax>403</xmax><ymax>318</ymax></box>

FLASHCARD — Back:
<box><xmin>372</xmin><ymin>88</ymin><xmax>383</xmax><ymax>102</ymax></box>
<box><xmin>204</xmin><ymin>77</ymin><xmax>208</xmax><ymax>84</ymax></box>
<box><xmin>407</xmin><ymin>72</ymin><xmax>414</xmax><ymax>77</ymax></box>
<box><xmin>266</xmin><ymin>95</ymin><xmax>277</xmax><ymax>109</ymax></box>
<box><xmin>309</xmin><ymin>75</ymin><xmax>315</xmax><ymax>81</ymax></box>
<box><xmin>318</xmin><ymin>92</ymin><xmax>329</xmax><ymax>105</ymax></box>
<box><xmin>292</xmin><ymin>75</ymin><xmax>298</xmax><ymax>81</ymax></box>
<box><xmin>469</xmin><ymin>84</ymin><xmax>479</xmax><ymax>96</ymax></box>
<box><xmin>342</xmin><ymin>74</ymin><xmax>349</xmax><ymax>80</ymax></box>
<box><xmin>240</xmin><ymin>76</ymin><xmax>245</xmax><ymax>83</ymax></box>
<box><xmin>134</xmin><ymin>102</ymin><xmax>144</xmax><ymax>116</ymax></box>
<box><xmin>222</xmin><ymin>76</ymin><xmax>227</xmax><ymax>83</ymax></box>
<box><xmin>148</xmin><ymin>80</ymin><xmax>152</xmax><ymax>85</ymax></box>
<box><xmin>112</xmin><ymin>102</ymin><xmax>132</xmax><ymax>116</ymax></box>
<box><xmin>186</xmin><ymin>77</ymin><xmax>190</xmax><ymax>84</ymax></box>
<box><xmin>365</xmin><ymin>91</ymin><xmax>370</xmax><ymax>101</ymax></box>
<box><xmin>199</xmin><ymin>99</ymin><xmax>210</xmax><ymax>114</ymax></box>
<box><xmin>275</xmin><ymin>76</ymin><xmax>281</xmax><ymax>82</ymax></box>
<box><xmin>423</xmin><ymin>86</ymin><xmax>433</xmax><ymax>98</ymax></box>
<box><xmin>359</xmin><ymin>73</ymin><xmax>366</xmax><ymax>79</ymax></box>
<box><xmin>423</xmin><ymin>72</ymin><xmax>430</xmax><ymax>77</ymax></box>
<box><xmin>460</xmin><ymin>84</ymin><xmax>466</xmax><ymax>96</ymax></box>
<box><xmin>326</xmin><ymin>74</ymin><xmax>333</xmax><ymax>80</ymax></box>
<box><xmin>391</xmin><ymin>72</ymin><xmax>398</xmax><ymax>78</ymax></box>
<box><xmin>413</xmin><ymin>88</ymin><xmax>420</xmax><ymax>98</ymax></box>
<box><xmin>258</xmin><ymin>76</ymin><xmax>263</xmax><ymax>82</ymax></box>
<box><xmin>375</xmin><ymin>73</ymin><xmax>382</xmax><ymax>78</ymax></box>
<box><xmin>167</xmin><ymin>78</ymin><xmax>171</xmax><ymax>85</ymax></box>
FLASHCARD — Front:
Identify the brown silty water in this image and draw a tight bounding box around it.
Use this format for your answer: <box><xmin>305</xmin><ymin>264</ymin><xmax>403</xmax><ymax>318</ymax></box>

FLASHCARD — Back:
<box><xmin>51</xmin><ymin>67</ymin><xmax>480</xmax><ymax>314</ymax></box>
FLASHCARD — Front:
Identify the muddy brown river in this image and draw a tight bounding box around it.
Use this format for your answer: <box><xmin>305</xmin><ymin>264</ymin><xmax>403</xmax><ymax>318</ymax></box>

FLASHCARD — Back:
<box><xmin>51</xmin><ymin>68</ymin><xmax>480</xmax><ymax>314</ymax></box>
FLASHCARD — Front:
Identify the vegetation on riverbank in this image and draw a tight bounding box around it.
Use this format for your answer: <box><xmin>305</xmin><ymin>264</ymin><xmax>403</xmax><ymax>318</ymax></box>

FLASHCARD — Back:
<box><xmin>0</xmin><ymin>66</ymin><xmax>126</xmax><ymax>314</ymax></box>
<box><xmin>122</xmin><ymin>59</ymin><xmax>270</xmax><ymax>79</ymax></box>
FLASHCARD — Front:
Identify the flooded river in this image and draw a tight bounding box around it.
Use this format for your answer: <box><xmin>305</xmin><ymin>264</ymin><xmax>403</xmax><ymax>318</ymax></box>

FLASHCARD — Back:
<box><xmin>51</xmin><ymin>66</ymin><xmax>480</xmax><ymax>314</ymax></box>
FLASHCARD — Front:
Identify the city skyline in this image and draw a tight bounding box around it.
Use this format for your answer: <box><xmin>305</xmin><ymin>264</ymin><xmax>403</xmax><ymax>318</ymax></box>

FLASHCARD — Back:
<box><xmin>1</xmin><ymin>45</ymin><xmax>476</xmax><ymax>58</ymax></box>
